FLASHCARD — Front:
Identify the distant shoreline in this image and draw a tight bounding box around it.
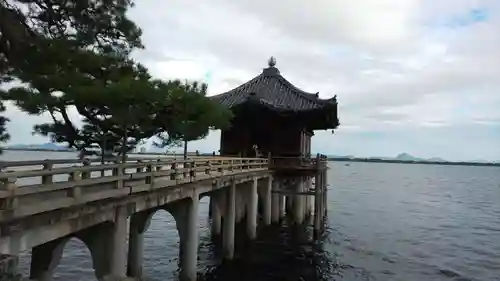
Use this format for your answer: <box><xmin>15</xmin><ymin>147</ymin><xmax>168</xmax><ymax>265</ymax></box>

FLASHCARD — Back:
<box><xmin>329</xmin><ymin>158</ymin><xmax>500</xmax><ymax>167</ymax></box>
<box><xmin>3</xmin><ymin>148</ymin><xmax>498</xmax><ymax>167</ymax></box>
<box><xmin>3</xmin><ymin>147</ymin><xmax>77</xmax><ymax>152</ymax></box>
<box><xmin>1</xmin><ymin>148</ymin><xmax>206</xmax><ymax>156</ymax></box>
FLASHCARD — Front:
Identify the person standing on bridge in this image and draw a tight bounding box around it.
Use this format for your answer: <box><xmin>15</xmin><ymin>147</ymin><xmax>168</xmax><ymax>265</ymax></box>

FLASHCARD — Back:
<box><xmin>252</xmin><ymin>144</ymin><xmax>262</xmax><ymax>157</ymax></box>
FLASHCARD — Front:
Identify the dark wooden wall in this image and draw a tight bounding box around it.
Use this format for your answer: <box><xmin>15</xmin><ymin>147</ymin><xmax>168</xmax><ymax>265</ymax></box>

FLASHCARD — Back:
<box><xmin>218</xmin><ymin>104</ymin><xmax>316</xmax><ymax>158</ymax></box>
<box><xmin>220</xmin><ymin>124</ymin><xmax>312</xmax><ymax>157</ymax></box>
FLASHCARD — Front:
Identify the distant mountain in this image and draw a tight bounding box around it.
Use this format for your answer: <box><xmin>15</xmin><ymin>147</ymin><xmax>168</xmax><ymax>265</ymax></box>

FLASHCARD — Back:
<box><xmin>326</xmin><ymin>154</ymin><xmax>354</xmax><ymax>159</ymax></box>
<box><xmin>395</xmin><ymin>153</ymin><xmax>448</xmax><ymax>162</ymax></box>
<box><xmin>427</xmin><ymin>157</ymin><xmax>447</xmax><ymax>162</ymax></box>
<box><xmin>395</xmin><ymin>153</ymin><xmax>420</xmax><ymax>161</ymax></box>
<box><xmin>329</xmin><ymin>152</ymin><xmax>448</xmax><ymax>163</ymax></box>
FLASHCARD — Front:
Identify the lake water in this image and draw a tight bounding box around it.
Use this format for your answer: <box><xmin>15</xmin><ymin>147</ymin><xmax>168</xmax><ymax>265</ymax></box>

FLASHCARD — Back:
<box><xmin>1</xmin><ymin>151</ymin><xmax>499</xmax><ymax>281</ymax></box>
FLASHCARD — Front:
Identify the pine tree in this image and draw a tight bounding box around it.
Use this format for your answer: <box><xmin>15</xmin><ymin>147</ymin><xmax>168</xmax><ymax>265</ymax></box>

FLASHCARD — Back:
<box><xmin>1</xmin><ymin>0</ymin><xmax>232</xmax><ymax>159</ymax></box>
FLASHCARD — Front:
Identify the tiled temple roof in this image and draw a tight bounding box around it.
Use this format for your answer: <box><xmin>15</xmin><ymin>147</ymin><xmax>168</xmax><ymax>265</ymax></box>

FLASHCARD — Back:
<box><xmin>211</xmin><ymin>57</ymin><xmax>337</xmax><ymax>112</ymax></box>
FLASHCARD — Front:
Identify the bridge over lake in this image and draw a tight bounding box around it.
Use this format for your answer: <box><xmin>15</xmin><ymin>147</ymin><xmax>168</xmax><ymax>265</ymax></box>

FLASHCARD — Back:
<box><xmin>0</xmin><ymin>57</ymin><xmax>339</xmax><ymax>281</ymax></box>
<box><xmin>0</xmin><ymin>155</ymin><xmax>328</xmax><ymax>281</ymax></box>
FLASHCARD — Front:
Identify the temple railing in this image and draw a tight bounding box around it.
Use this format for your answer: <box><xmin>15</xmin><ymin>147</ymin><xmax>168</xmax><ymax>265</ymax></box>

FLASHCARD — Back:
<box><xmin>269</xmin><ymin>153</ymin><xmax>328</xmax><ymax>171</ymax></box>
<box><xmin>0</xmin><ymin>157</ymin><xmax>268</xmax><ymax>222</ymax></box>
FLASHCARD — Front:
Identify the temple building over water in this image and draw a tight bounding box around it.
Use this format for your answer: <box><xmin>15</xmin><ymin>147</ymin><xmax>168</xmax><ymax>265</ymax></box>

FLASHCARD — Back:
<box><xmin>211</xmin><ymin>57</ymin><xmax>339</xmax><ymax>161</ymax></box>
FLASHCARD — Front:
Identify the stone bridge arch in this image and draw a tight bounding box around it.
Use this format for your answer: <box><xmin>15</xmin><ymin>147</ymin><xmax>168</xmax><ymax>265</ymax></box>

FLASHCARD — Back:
<box><xmin>29</xmin><ymin>221</ymin><xmax>116</xmax><ymax>280</ymax></box>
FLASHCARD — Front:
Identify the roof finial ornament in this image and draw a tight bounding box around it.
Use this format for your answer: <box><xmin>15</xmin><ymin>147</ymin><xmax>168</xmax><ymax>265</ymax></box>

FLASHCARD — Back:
<box><xmin>268</xmin><ymin>56</ymin><xmax>276</xmax><ymax>67</ymax></box>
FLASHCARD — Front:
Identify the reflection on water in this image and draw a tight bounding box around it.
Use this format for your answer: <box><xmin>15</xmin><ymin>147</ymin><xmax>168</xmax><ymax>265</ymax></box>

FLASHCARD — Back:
<box><xmin>3</xmin><ymin>151</ymin><xmax>500</xmax><ymax>281</ymax></box>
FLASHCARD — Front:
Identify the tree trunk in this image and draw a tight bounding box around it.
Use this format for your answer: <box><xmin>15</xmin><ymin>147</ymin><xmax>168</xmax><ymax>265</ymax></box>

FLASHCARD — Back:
<box><xmin>121</xmin><ymin>125</ymin><xmax>128</xmax><ymax>164</ymax></box>
<box><xmin>100</xmin><ymin>134</ymin><xmax>106</xmax><ymax>176</ymax></box>
<box><xmin>183</xmin><ymin>140</ymin><xmax>188</xmax><ymax>160</ymax></box>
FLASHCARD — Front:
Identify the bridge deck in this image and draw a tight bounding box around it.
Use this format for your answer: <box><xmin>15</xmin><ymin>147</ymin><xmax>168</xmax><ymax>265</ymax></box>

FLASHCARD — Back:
<box><xmin>0</xmin><ymin>156</ymin><xmax>272</xmax><ymax>254</ymax></box>
<box><xmin>0</xmin><ymin>157</ymin><xmax>269</xmax><ymax>222</ymax></box>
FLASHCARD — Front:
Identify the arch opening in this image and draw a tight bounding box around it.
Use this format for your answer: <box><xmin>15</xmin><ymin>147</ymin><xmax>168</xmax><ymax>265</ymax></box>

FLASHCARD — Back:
<box><xmin>141</xmin><ymin>208</ymin><xmax>180</xmax><ymax>280</ymax></box>
<box><xmin>27</xmin><ymin>236</ymin><xmax>98</xmax><ymax>281</ymax></box>
<box><xmin>52</xmin><ymin>237</ymin><xmax>97</xmax><ymax>281</ymax></box>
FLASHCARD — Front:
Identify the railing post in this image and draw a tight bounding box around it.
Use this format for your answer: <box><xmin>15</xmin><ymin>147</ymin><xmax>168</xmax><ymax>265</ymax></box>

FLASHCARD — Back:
<box><xmin>205</xmin><ymin>160</ymin><xmax>211</xmax><ymax>176</ymax></box>
<box><xmin>68</xmin><ymin>170</ymin><xmax>82</xmax><ymax>199</ymax></box>
<box><xmin>145</xmin><ymin>163</ymin><xmax>154</xmax><ymax>185</ymax></box>
<box><xmin>228</xmin><ymin>159</ymin><xmax>233</xmax><ymax>172</ymax></box>
<box><xmin>155</xmin><ymin>159</ymin><xmax>162</xmax><ymax>172</ymax></box>
<box><xmin>267</xmin><ymin>152</ymin><xmax>272</xmax><ymax>168</ymax></box>
<box><xmin>136</xmin><ymin>160</ymin><xmax>143</xmax><ymax>173</ymax></box>
<box><xmin>190</xmin><ymin>160</ymin><xmax>196</xmax><ymax>180</ymax></box>
<box><xmin>170</xmin><ymin>162</ymin><xmax>177</xmax><ymax>181</ymax></box>
<box><xmin>0</xmin><ymin>177</ymin><xmax>18</xmax><ymax>209</ymax></box>
<box><xmin>113</xmin><ymin>164</ymin><xmax>124</xmax><ymax>189</ymax></box>
<box><xmin>82</xmin><ymin>159</ymin><xmax>91</xmax><ymax>179</ymax></box>
<box><xmin>217</xmin><ymin>160</ymin><xmax>223</xmax><ymax>175</ymax></box>
<box><xmin>183</xmin><ymin>161</ymin><xmax>189</xmax><ymax>179</ymax></box>
<box><xmin>41</xmin><ymin>163</ymin><xmax>53</xmax><ymax>184</ymax></box>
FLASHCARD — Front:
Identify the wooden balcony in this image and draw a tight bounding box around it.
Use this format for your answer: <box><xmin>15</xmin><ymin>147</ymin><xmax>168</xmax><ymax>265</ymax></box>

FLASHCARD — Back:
<box><xmin>269</xmin><ymin>154</ymin><xmax>328</xmax><ymax>174</ymax></box>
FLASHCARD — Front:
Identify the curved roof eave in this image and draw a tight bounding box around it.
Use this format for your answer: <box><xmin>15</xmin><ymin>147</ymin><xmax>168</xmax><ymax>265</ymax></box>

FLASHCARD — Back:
<box><xmin>210</xmin><ymin>60</ymin><xmax>338</xmax><ymax>110</ymax></box>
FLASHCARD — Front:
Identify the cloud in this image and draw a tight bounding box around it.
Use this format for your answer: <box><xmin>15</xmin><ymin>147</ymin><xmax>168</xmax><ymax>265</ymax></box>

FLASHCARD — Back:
<box><xmin>4</xmin><ymin>0</ymin><xmax>500</xmax><ymax>161</ymax></box>
<box><xmin>221</xmin><ymin>0</ymin><xmax>423</xmax><ymax>53</ymax></box>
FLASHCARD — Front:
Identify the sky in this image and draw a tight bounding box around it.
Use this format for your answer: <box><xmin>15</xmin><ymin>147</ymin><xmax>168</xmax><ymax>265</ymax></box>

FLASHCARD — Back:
<box><xmin>4</xmin><ymin>0</ymin><xmax>500</xmax><ymax>162</ymax></box>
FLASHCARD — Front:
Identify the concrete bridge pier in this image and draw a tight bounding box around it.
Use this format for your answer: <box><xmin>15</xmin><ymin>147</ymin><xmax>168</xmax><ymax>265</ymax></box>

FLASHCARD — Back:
<box><xmin>127</xmin><ymin>211</ymin><xmax>151</xmax><ymax>279</ymax></box>
<box><xmin>222</xmin><ymin>181</ymin><xmax>236</xmax><ymax>260</ymax></box>
<box><xmin>271</xmin><ymin>179</ymin><xmax>282</xmax><ymax>223</ymax></box>
<box><xmin>314</xmin><ymin>171</ymin><xmax>326</xmax><ymax>236</ymax></box>
<box><xmin>271</xmin><ymin>193</ymin><xmax>281</xmax><ymax>223</ymax></box>
<box><xmin>175</xmin><ymin>196</ymin><xmax>200</xmax><ymax>281</ymax></box>
<box><xmin>111</xmin><ymin>206</ymin><xmax>128</xmax><ymax>278</ymax></box>
<box><xmin>210</xmin><ymin>192</ymin><xmax>223</xmax><ymax>237</ymax></box>
<box><xmin>305</xmin><ymin>177</ymin><xmax>314</xmax><ymax>218</ymax></box>
<box><xmin>293</xmin><ymin>179</ymin><xmax>305</xmax><ymax>225</ymax></box>
<box><xmin>260</xmin><ymin>176</ymin><xmax>272</xmax><ymax>226</ymax></box>
<box><xmin>235</xmin><ymin>184</ymin><xmax>247</xmax><ymax>224</ymax></box>
<box><xmin>285</xmin><ymin>192</ymin><xmax>293</xmax><ymax>215</ymax></box>
<box><xmin>246</xmin><ymin>178</ymin><xmax>258</xmax><ymax>240</ymax></box>
<box><xmin>278</xmin><ymin>194</ymin><xmax>285</xmax><ymax>219</ymax></box>
<box><xmin>322</xmin><ymin>171</ymin><xmax>328</xmax><ymax>217</ymax></box>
